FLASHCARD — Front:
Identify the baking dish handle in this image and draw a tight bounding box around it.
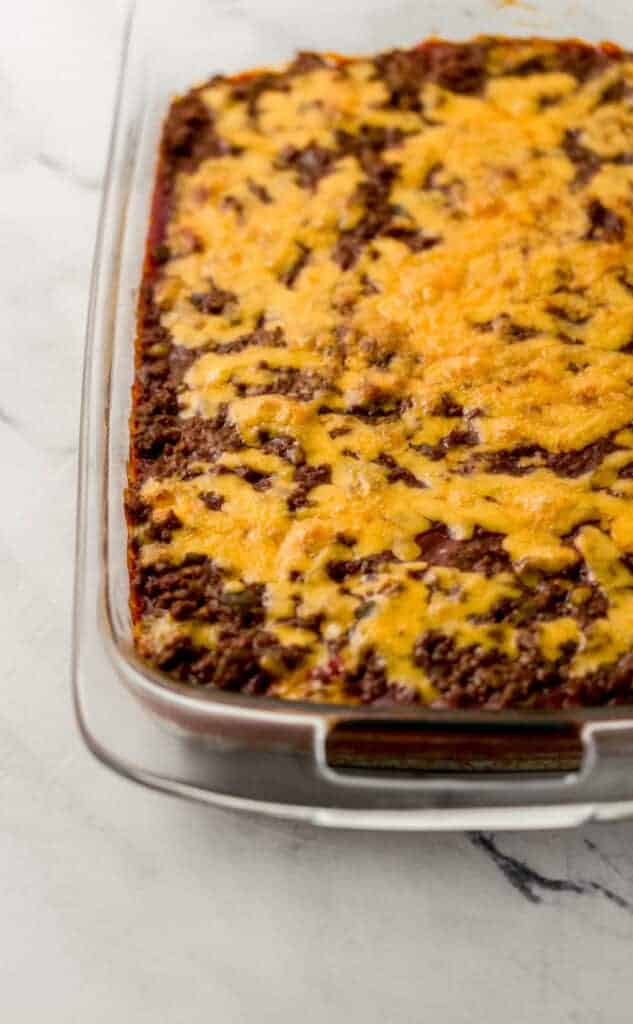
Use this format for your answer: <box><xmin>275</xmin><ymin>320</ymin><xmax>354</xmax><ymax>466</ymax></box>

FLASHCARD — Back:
<box><xmin>308</xmin><ymin>718</ymin><xmax>633</xmax><ymax>809</ymax></box>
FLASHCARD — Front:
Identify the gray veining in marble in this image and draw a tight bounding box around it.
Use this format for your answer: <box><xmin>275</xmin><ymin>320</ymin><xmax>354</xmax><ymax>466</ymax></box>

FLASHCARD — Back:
<box><xmin>3</xmin><ymin>2</ymin><xmax>633</xmax><ymax>1021</ymax></box>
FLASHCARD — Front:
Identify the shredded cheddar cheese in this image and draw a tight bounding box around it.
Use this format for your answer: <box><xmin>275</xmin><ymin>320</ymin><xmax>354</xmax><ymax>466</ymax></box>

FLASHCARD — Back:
<box><xmin>128</xmin><ymin>39</ymin><xmax>633</xmax><ymax>708</ymax></box>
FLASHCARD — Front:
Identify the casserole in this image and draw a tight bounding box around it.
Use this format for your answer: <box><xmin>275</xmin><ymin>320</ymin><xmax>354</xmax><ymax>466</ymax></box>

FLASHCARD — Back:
<box><xmin>73</xmin><ymin>0</ymin><xmax>633</xmax><ymax>829</ymax></box>
<box><xmin>130</xmin><ymin>36</ymin><xmax>633</xmax><ymax>710</ymax></box>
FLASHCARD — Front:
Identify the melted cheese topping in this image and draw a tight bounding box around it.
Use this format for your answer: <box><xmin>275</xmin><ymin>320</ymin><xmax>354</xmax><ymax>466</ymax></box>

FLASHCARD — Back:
<box><xmin>131</xmin><ymin>41</ymin><xmax>633</xmax><ymax>706</ymax></box>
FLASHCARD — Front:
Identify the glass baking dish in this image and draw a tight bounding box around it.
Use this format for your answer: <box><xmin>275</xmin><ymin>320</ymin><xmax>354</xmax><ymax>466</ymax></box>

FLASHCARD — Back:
<box><xmin>73</xmin><ymin>0</ymin><xmax>633</xmax><ymax>829</ymax></box>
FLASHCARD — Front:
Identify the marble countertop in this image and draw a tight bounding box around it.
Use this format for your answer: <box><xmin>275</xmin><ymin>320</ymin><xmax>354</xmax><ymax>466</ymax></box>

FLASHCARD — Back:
<box><xmin>4</xmin><ymin>2</ymin><xmax>633</xmax><ymax>1020</ymax></box>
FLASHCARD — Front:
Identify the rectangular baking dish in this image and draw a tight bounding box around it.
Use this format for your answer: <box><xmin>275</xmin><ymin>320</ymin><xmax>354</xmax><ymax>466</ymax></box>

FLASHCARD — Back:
<box><xmin>73</xmin><ymin>0</ymin><xmax>633</xmax><ymax>829</ymax></box>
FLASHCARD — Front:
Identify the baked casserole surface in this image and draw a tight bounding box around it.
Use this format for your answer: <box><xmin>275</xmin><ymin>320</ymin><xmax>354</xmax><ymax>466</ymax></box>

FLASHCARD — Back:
<box><xmin>127</xmin><ymin>38</ymin><xmax>633</xmax><ymax>709</ymax></box>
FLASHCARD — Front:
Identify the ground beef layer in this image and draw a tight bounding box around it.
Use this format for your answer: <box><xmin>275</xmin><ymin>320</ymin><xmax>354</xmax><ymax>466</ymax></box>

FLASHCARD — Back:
<box><xmin>127</xmin><ymin>37</ymin><xmax>633</xmax><ymax>709</ymax></box>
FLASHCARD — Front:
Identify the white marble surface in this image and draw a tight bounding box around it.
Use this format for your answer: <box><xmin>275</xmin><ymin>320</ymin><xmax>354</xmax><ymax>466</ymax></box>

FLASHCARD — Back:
<box><xmin>4</xmin><ymin>2</ymin><xmax>633</xmax><ymax>1021</ymax></box>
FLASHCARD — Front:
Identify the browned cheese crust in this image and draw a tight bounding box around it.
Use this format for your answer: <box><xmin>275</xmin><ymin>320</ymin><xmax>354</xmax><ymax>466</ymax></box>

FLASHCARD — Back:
<box><xmin>127</xmin><ymin>38</ymin><xmax>633</xmax><ymax>709</ymax></box>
